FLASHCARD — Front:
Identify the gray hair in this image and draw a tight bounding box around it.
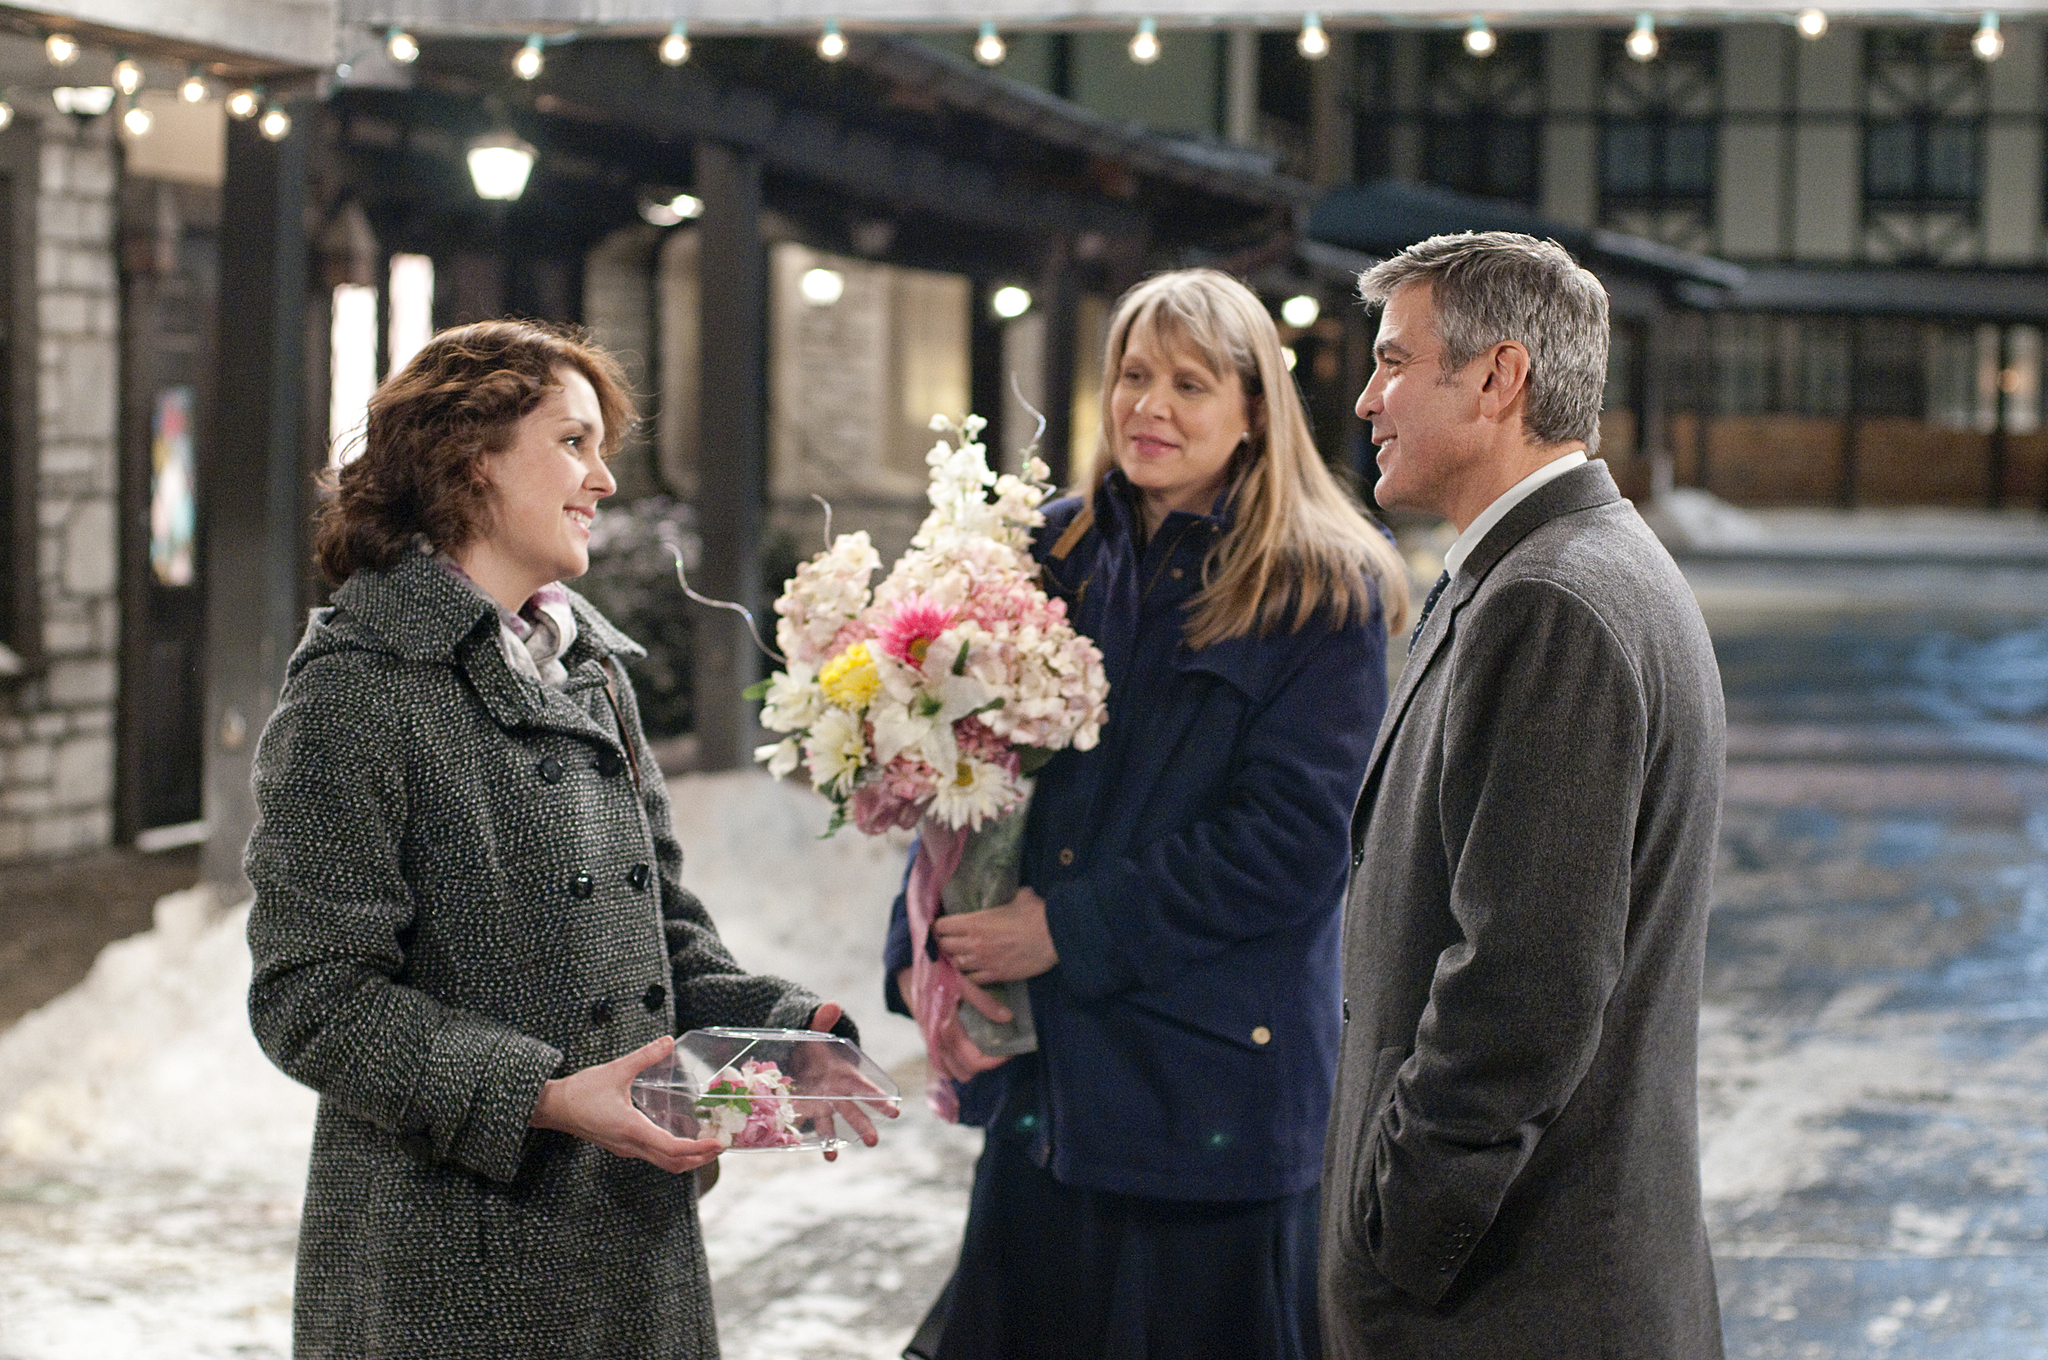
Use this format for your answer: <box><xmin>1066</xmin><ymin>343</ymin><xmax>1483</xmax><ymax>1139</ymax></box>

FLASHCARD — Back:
<box><xmin>1358</xmin><ymin>232</ymin><xmax>1609</xmax><ymax>454</ymax></box>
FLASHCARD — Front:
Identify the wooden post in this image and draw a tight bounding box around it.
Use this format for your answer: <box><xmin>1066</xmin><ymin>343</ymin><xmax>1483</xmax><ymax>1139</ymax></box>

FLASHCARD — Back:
<box><xmin>970</xmin><ymin>284</ymin><xmax>1005</xmax><ymax>459</ymax></box>
<box><xmin>1644</xmin><ymin>308</ymin><xmax>1673</xmax><ymax>502</ymax></box>
<box><xmin>1037</xmin><ymin>245</ymin><xmax>1077</xmax><ymax>489</ymax></box>
<box><xmin>201</xmin><ymin>106</ymin><xmax>308</xmax><ymax>898</ymax></box>
<box><xmin>692</xmin><ymin>141</ymin><xmax>767</xmax><ymax>771</ymax></box>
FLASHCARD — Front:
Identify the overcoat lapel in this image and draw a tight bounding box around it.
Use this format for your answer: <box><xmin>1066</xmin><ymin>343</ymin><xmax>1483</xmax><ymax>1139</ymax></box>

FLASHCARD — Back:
<box><xmin>332</xmin><ymin>552</ymin><xmax>642</xmax><ymax>753</ymax></box>
<box><xmin>1350</xmin><ymin>462</ymin><xmax>1624</xmax><ymax>843</ymax></box>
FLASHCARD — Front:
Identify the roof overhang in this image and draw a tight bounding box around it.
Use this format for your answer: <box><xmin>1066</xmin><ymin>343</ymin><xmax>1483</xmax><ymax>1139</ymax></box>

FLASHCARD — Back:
<box><xmin>3</xmin><ymin>0</ymin><xmax>333</xmax><ymax>70</ymax></box>
<box><xmin>1305</xmin><ymin>179</ymin><xmax>1746</xmax><ymax>317</ymax></box>
<box><xmin>341</xmin><ymin>1</ymin><xmax>2023</xmax><ymax>33</ymax></box>
<box><xmin>1681</xmin><ymin>267</ymin><xmax>2048</xmax><ymax>323</ymax></box>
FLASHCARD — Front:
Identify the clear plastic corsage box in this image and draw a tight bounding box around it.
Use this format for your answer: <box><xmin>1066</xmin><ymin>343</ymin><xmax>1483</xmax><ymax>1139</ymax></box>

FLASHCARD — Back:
<box><xmin>631</xmin><ymin>1028</ymin><xmax>901</xmax><ymax>1152</ymax></box>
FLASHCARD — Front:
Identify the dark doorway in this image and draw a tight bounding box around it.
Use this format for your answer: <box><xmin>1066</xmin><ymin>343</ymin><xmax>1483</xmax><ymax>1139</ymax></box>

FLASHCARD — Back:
<box><xmin>116</xmin><ymin>179</ymin><xmax>218</xmax><ymax>843</ymax></box>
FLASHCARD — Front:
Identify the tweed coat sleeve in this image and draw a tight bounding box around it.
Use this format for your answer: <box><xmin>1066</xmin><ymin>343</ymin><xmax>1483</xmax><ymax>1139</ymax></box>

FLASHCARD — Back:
<box><xmin>1362</xmin><ymin>575</ymin><xmax>1646</xmax><ymax>1301</ymax></box>
<box><xmin>246</xmin><ymin>651</ymin><xmax>564</xmax><ymax>1185</ymax></box>
<box><xmin>600</xmin><ymin>659</ymin><xmax>831</xmax><ymax>1037</ymax></box>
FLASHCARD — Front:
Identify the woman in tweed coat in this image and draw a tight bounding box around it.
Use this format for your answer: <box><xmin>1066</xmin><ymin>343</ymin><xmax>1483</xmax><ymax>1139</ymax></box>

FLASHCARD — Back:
<box><xmin>246</xmin><ymin>320</ymin><xmax>867</xmax><ymax>1359</ymax></box>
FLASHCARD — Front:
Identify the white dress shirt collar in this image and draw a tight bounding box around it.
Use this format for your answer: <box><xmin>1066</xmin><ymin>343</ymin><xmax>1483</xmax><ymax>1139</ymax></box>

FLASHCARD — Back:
<box><xmin>1443</xmin><ymin>451</ymin><xmax>1588</xmax><ymax>579</ymax></box>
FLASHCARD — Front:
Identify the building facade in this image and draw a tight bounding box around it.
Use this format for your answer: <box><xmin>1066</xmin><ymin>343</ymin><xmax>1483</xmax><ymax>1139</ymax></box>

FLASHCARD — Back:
<box><xmin>5</xmin><ymin>9</ymin><xmax>2048</xmax><ymax>870</ymax></box>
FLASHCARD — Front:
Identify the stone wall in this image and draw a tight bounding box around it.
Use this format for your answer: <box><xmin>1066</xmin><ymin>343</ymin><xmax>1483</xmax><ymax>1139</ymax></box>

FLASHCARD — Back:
<box><xmin>0</xmin><ymin>116</ymin><xmax>119</xmax><ymax>860</ymax></box>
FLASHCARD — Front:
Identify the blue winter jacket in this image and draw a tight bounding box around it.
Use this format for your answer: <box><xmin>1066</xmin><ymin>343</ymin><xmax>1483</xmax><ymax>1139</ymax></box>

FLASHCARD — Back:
<box><xmin>886</xmin><ymin>470</ymin><xmax>1390</xmax><ymax>1201</ymax></box>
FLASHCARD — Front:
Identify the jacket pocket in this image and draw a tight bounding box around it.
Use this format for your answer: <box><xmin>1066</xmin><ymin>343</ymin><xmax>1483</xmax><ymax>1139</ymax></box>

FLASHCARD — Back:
<box><xmin>1335</xmin><ymin>1045</ymin><xmax>1408</xmax><ymax>1260</ymax></box>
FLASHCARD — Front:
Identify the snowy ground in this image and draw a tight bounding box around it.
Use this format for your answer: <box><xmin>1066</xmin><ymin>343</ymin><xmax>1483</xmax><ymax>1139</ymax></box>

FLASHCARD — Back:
<box><xmin>0</xmin><ymin>771</ymin><xmax>978</xmax><ymax>1360</ymax></box>
<box><xmin>2</xmin><ymin>560</ymin><xmax>2047</xmax><ymax>1358</ymax></box>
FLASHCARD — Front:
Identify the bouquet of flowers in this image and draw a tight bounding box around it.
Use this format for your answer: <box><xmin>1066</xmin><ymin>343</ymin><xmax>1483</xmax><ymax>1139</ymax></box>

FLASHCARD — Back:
<box><xmin>750</xmin><ymin>414</ymin><xmax>1110</xmax><ymax>1118</ymax></box>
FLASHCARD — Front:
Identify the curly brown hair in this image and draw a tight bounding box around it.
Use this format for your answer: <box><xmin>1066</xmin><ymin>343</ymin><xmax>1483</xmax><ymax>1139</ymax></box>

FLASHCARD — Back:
<box><xmin>313</xmin><ymin>319</ymin><xmax>637</xmax><ymax>586</ymax></box>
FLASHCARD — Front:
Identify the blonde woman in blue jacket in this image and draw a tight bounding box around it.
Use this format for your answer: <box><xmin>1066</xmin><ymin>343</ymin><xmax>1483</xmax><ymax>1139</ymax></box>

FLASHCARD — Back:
<box><xmin>888</xmin><ymin>269</ymin><xmax>1409</xmax><ymax>1360</ymax></box>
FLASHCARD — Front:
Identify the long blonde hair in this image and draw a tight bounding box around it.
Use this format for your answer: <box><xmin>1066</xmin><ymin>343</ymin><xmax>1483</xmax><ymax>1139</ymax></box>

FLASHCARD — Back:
<box><xmin>1082</xmin><ymin>268</ymin><xmax>1409</xmax><ymax>647</ymax></box>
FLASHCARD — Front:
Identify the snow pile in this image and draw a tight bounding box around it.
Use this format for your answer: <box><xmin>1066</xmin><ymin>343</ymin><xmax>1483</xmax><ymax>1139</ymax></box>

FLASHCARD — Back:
<box><xmin>0</xmin><ymin>888</ymin><xmax>316</xmax><ymax>1180</ymax></box>
<box><xmin>0</xmin><ymin>769</ymin><xmax>964</xmax><ymax>1360</ymax></box>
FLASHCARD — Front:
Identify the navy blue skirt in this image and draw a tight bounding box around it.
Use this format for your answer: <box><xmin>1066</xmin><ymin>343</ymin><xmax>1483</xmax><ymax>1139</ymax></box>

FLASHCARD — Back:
<box><xmin>909</xmin><ymin>1132</ymin><xmax>1323</xmax><ymax>1360</ymax></box>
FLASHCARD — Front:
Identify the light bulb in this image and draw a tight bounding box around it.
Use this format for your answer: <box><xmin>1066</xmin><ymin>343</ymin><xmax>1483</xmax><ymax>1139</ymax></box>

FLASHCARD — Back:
<box><xmin>975</xmin><ymin>21</ymin><xmax>1007</xmax><ymax>66</ymax></box>
<box><xmin>800</xmin><ymin>267</ymin><xmax>845</xmax><ymax>306</ymax></box>
<box><xmin>113</xmin><ymin>58</ymin><xmax>142</xmax><ymax>95</ymax></box>
<box><xmin>1298</xmin><ymin>14</ymin><xmax>1330</xmax><ymax>59</ymax></box>
<box><xmin>1465</xmin><ymin>17</ymin><xmax>1497</xmax><ymax>56</ymax></box>
<box><xmin>122</xmin><ymin>102</ymin><xmax>152</xmax><ymax>136</ymax></box>
<box><xmin>1281</xmin><ymin>295</ymin><xmax>1321</xmax><ymax>328</ymax></box>
<box><xmin>259</xmin><ymin>104</ymin><xmax>291</xmax><ymax>141</ymax></box>
<box><xmin>1625</xmin><ymin>13</ymin><xmax>1659</xmax><ymax>62</ymax></box>
<box><xmin>819</xmin><ymin>20</ymin><xmax>848</xmax><ymax>61</ymax></box>
<box><xmin>45</xmin><ymin>33</ymin><xmax>79</xmax><ymax>67</ymax></box>
<box><xmin>659</xmin><ymin>23</ymin><xmax>690</xmax><ymax>65</ymax></box>
<box><xmin>0</xmin><ymin>101</ymin><xmax>15</xmax><ymax>131</ymax></box>
<box><xmin>514</xmin><ymin>35</ymin><xmax>544</xmax><ymax>80</ymax></box>
<box><xmin>387</xmin><ymin>29</ymin><xmax>420</xmax><ymax>64</ymax></box>
<box><xmin>51</xmin><ymin>86</ymin><xmax>114</xmax><ymax>117</ymax></box>
<box><xmin>180</xmin><ymin>67</ymin><xmax>207</xmax><ymax>102</ymax></box>
<box><xmin>226</xmin><ymin>88</ymin><xmax>259</xmax><ymax>119</ymax></box>
<box><xmin>992</xmin><ymin>286</ymin><xmax>1032</xmax><ymax>319</ymax></box>
<box><xmin>1130</xmin><ymin>17</ymin><xmax>1161</xmax><ymax>64</ymax></box>
<box><xmin>1794</xmin><ymin>9</ymin><xmax>1828</xmax><ymax>38</ymax></box>
<box><xmin>468</xmin><ymin>132</ymin><xmax>537</xmax><ymax>201</ymax></box>
<box><xmin>1973</xmin><ymin>12</ymin><xmax>2004</xmax><ymax>61</ymax></box>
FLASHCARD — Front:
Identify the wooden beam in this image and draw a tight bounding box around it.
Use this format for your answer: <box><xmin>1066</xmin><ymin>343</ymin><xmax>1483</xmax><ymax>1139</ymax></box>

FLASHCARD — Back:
<box><xmin>690</xmin><ymin>139</ymin><xmax>768</xmax><ymax>771</ymax></box>
<box><xmin>201</xmin><ymin>105</ymin><xmax>309</xmax><ymax>896</ymax></box>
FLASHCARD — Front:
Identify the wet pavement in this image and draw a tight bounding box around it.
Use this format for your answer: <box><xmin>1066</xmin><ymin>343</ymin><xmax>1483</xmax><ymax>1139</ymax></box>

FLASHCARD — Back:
<box><xmin>0</xmin><ymin>556</ymin><xmax>2046</xmax><ymax>1359</ymax></box>
<box><xmin>1691</xmin><ymin>560</ymin><xmax>2048</xmax><ymax>1360</ymax></box>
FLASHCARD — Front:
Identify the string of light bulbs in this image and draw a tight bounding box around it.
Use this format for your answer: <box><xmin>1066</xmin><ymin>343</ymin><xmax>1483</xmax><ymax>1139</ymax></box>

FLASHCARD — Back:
<box><xmin>350</xmin><ymin>6</ymin><xmax>2035</xmax><ymax>91</ymax></box>
<box><xmin>16</xmin><ymin>25</ymin><xmax>299</xmax><ymax>141</ymax></box>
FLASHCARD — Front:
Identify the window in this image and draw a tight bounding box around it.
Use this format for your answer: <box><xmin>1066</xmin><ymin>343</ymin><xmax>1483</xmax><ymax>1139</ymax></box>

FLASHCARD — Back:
<box><xmin>1864</xmin><ymin>118</ymin><xmax>1979</xmax><ymax>203</ymax></box>
<box><xmin>1601</xmin><ymin>119</ymin><xmax>1714</xmax><ymax>200</ymax></box>
<box><xmin>1711</xmin><ymin>316</ymin><xmax>1852</xmax><ymax>417</ymax></box>
<box><xmin>1599</xmin><ymin>30</ymin><xmax>1718</xmax><ymax>249</ymax></box>
<box><xmin>1417</xmin><ymin>32</ymin><xmax>1544</xmax><ymax>204</ymax></box>
<box><xmin>1863</xmin><ymin>28</ymin><xmax>1984</xmax><ymax>261</ymax></box>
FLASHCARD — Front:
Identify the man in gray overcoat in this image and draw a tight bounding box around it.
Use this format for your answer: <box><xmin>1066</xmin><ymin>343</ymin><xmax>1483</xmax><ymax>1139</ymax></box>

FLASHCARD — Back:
<box><xmin>1320</xmin><ymin>232</ymin><xmax>1727</xmax><ymax>1357</ymax></box>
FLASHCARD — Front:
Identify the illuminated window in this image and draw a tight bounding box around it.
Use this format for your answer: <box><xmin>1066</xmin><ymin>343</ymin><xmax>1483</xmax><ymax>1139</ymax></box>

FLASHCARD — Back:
<box><xmin>149</xmin><ymin>387</ymin><xmax>197</xmax><ymax>587</ymax></box>
<box><xmin>330</xmin><ymin>283</ymin><xmax>378</xmax><ymax>467</ymax></box>
<box><xmin>387</xmin><ymin>253</ymin><xmax>435</xmax><ymax>378</ymax></box>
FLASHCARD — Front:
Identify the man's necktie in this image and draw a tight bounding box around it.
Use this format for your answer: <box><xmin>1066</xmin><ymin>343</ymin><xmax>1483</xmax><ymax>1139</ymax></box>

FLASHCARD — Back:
<box><xmin>1408</xmin><ymin>570</ymin><xmax>1450</xmax><ymax>651</ymax></box>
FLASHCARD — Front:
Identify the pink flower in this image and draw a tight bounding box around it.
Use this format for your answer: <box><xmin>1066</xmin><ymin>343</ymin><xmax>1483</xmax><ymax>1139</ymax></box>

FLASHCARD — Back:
<box><xmin>851</xmin><ymin>753</ymin><xmax>939</xmax><ymax>834</ymax></box>
<box><xmin>876</xmin><ymin>596</ymin><xmax>957</xmax><ymax>670</ymax></box>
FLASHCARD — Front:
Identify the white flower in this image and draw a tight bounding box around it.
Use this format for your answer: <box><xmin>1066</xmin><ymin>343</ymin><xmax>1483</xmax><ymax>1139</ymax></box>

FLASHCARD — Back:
<box><xmin>928</xmin><ymin>753</ymin><xmax>1020</xmax><ymax>830</ymax></box>
<box><xmin>868</xmin><ymin>664</ymin><xmax>995</xmax><ymax>775</ymax></box>
<box><xmin>802</xmin><ymin>705</ymin><xmax>869</xmax><ymax>797</ymax></box>
<box><xmin>754</xmin><ymin>738</ymin><xmax>801</xmax><ymax>780</ymax></box>
<box><xmin>758</xmin><ymin>661</ymin><xmax>824</xmax><ymax>733</ymax></box>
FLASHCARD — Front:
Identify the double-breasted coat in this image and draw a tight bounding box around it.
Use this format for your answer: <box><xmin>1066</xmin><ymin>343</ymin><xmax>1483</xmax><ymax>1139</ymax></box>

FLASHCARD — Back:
<box><xmin>1319</xmin><ymin>463</ymin><xmax>1728</xmax><ymax>1357</ymax></box>
<box><xmin>246</xmin><ymin>551</ymin><xmax>831</xmax><ymax>1360</ymax></box>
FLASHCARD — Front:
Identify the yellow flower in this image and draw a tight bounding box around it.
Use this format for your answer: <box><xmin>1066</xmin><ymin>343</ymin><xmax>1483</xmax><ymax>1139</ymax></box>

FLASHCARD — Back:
<box><xmin>818</xmin><ymin>642</ymin><xmax>881</xmax><ymax>710</ymax></box>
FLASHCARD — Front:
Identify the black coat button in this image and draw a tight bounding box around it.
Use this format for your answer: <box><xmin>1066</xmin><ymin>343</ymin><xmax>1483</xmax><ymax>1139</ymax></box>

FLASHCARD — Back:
<box><xmin>643</xmin><ymin>983</ymin><xmax>666</xmax><ymax>1012</ymax></box>
<box><xmin>627</xmin><ymin>863</ymin><xmax>652</xmax><ymax>892</ymax></box>
<box><xmin>571</xmin><ymin>872</ymin><xmax>594</xmax><ymax>899</ymax></box>
<box><xmin>596</xmin><ymin>749</ymin><xmax>626</xmax><ymax>778</ymax></box>
<box><xmin>589</xmin><ymin>997</ymin><xmax>613</xmax><ymax>1025</ymax></box>
<box><xmin>537</xmin><ymin>756</ymin><xmax>564</xmax><ymax>784</ymax></box>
